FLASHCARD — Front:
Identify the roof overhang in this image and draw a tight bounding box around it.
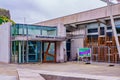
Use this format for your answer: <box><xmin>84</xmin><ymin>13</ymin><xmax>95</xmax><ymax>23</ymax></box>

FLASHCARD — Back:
<box><xmin>11</xmin><ymin>35</ymin><xmax>66</xmax><ymax>42</ymax></box>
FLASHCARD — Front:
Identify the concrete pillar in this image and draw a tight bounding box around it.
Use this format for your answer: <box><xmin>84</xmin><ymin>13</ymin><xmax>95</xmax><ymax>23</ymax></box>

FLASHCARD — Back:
<box><xmin>56</xmin><ymin>23</ymin><xmax>66</xmax><ymax>62</ymax></box>
<box><xmin>57</xmin><ymin>23</ymin><xmax>66</xmax><ymax>37</ymax></box>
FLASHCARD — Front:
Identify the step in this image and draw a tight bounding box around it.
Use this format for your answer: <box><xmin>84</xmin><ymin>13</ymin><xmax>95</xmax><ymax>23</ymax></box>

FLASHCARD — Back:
<box><xmin>17</xmin><ymin>69</ymin><xmax>45</xmax><ymax>80</ymax></box>
<box><xmin>0</xmin><ymin>75</ymin><xmax>16</xmax><ymax>80</ymax></box>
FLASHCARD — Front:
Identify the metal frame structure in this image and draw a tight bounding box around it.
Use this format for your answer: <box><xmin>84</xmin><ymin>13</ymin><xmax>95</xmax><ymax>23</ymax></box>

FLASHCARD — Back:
<box><xmin>100</xmin><ymin>0</ymin><xmax>120</xmax><ymax>57</ymax></box>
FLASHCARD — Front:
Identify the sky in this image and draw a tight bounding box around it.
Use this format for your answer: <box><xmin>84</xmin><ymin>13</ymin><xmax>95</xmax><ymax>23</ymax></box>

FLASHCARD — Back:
<box><xmin>0</xmin><ymin>0</ymin><xmax>109</xmax><ymax>24</ymax></box>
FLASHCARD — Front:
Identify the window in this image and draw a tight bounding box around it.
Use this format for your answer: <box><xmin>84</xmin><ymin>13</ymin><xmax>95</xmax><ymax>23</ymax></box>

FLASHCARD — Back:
<box><xmin>107</xmin><ymin>27</ymin><xmax>112</xmax><ymax>30</ymax></box>
<box><xmin>42</xmin><ymin>30</ymin><xmax>48</xmax><ymax>36</ymax></box>
<box><xmin>42</xmin><ymin>27</ymin><xmax>57</xmax><ymax>36</ymax></box>
<box><xmin>107</xmin><ymin>32</ymin><xmax>112</xmax><ymax>37</ymax></box>
<box><xmin>100</xmin><ymin>27</ymin><xmax>105</xmax><ymax>35</ymax></box>
<box><xmin>88</xmin><ymin>28</ymin><xmax>98</xmax><ymax>33</ymax></box>
<box><xmin>116</xmin><ymin>25</ymin><xmax>120</xmax><ymax>34</ymax></box>
<box><xmin>11</xmin><ymin>24</ymin><xmax>57</xmax><ymax>36</ymax></box>
<box><xmin>28</xmin><ymin>26</ymin><xmax>41</xmax><ymax>36</ymax></box>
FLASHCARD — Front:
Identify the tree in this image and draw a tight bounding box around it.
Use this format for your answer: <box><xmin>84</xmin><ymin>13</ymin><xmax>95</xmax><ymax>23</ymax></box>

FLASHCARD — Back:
<box><xmin>0</xmin><ymin>16</ymin><xmax>15</xmax><ymax>25</ymax></box>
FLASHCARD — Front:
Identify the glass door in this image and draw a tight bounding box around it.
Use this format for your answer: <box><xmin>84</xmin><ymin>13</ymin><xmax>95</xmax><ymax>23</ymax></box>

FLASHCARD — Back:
<box><xmin>17</xmin><ymin>41</ymin><xmax>41</xmax><ymax>63</ymax></box>
<box><xmin>28</xmin><ymin>41</ymin><xmax>41</xmax><ymax>62</ymax></box>
<box><xmin>42</xmin><ymin>42</ymin><xmax>56</xmax><ymax>62</ymax></box>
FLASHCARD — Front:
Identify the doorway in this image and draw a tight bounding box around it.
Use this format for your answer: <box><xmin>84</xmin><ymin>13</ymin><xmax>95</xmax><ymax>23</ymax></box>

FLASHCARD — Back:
<box><xmin>12</xmin><ymin>41</ymin><xmax>42</xmax><ymax>63</ymax></box>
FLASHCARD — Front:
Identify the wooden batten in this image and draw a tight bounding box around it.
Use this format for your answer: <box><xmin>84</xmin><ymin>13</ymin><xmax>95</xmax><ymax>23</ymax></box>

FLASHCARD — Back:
<box><xmin>84</xmin><ymin>36</ymin><xmax>120</xmax><ymax>63</ymax></box>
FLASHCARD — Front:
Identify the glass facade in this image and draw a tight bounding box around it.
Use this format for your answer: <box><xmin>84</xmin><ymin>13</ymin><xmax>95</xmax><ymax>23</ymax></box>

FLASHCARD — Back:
<box><xmin>12</xmin><ymin>24</ymin><xmax>57</xmax><ymax>36</ymax></box>
<box><xmin>11</xmin><ymin>24</ymin><xmax>57</xmax><ymax>63</ymax></box>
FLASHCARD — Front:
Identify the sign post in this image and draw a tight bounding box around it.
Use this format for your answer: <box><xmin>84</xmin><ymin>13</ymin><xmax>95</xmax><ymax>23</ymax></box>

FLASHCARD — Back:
<box><xmin>78</xmin><ymin>48</ymin><xmax>91</xmax><ymax>64</ymax></box>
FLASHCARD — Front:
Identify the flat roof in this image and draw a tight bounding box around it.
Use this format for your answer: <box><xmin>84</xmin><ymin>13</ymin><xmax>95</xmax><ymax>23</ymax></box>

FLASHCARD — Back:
<box><xmin>36</xmin><ymin>3</ymin><xmax>120</xmax><ymax>26</ymax></box>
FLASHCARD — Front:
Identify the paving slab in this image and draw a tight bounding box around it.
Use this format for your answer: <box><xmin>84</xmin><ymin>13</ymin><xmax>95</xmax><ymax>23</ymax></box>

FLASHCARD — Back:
<box><xmin>17</xmin><ymin>69</ymin><xmax>45</xmax><ymax>80</ymax></box>
<box><xmin>0</xmin><ymin>75</ymin><xmax>16</xmax><ymax>80</ymax></box>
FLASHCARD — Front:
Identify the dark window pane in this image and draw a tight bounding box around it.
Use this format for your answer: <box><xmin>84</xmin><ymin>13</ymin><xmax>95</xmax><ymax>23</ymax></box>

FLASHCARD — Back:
<box><xmin>116</xmin><ymin>25</ymin><xmax>120</xmax><ymax>34</ymax></box>
<box><xmin>107</xmin><ymin>32</ymin><xmax>112</xmax><ymax>37</ymax></box>
<box><xmin>88</xmin><ymin>28</ymin><xmax>98</xmax><ymax>33</ymax></box>
<box><xmin>87</xmin><ymin>35</ymin><xmax>98</xmax><ymax>38</ymax></box>
<box><xmin>107</xmin><ymin>27</ymin><xmax>112</xmax><ymax>30</ymax></box>
<box><xmin>100</xmin><ymin>27</ymin><xmax>105</xmax><ymax>35</ymax></box>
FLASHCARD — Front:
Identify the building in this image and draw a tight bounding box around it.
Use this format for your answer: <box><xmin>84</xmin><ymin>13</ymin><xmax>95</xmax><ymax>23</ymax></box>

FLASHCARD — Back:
<box><xmin>36</xmin><ymin>4</ymin><xmax>120</xmax><ymax>63</ymax></box>
<box><xmin>0</xmin><ymin>23</ymin><xmax>66</xmax><ymax>63</ymax></box>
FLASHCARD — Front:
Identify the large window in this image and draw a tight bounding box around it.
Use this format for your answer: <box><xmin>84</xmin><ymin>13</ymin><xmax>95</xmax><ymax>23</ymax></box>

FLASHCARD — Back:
<box><xmin>11</xmin><ymin>24</ymin><xmax>57</xmax><ymax>36</ymax></box>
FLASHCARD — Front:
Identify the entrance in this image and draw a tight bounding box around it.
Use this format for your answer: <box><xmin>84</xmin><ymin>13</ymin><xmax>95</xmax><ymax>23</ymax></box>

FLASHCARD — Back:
<box><xmin>11</xmin><ymin>41</ymin><xmax>56</xmax><ymax>63</ymax></box>
<box><xmin>11</xmin><ymin>41</ymin><xmax>42</xmax><ymax>63</ymax></box>
<box><xmin>42</xmin><ymin>42</ymin><xmax>56</xmax><ymax>62</ymax></box>
<box><xmin>28</xmin><ymin>41</ymin><xmax>41</xmax><ymax>62</ymax></box>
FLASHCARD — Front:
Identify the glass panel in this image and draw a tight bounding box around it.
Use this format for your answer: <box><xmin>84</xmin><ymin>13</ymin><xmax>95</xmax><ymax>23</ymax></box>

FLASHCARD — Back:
<box><xmin>107</xmin><ymin>32</ymin><xmax>112</xmax><ymax>37</ymax></box>
<box><xmin>42</xmin><ymin>30</ymin><xmax>48</xmax><ymax>36</ymax></box>
<box><xmin>43</xmin><ymin>42</ymin><xmax>55</xmax><ymax>61</ymax></box>
<box><xmin>47</xmin><ymin>30</ymin><xmax>56</xmax><ymax>36</ymax></box>
<box><xmin>28</xmin><ymin>26</ymin><xmax>41</xmax><ymax>36</ymax></box>
<box><xmin>28</xmin><ymin>55</ymin><xmax>36</xmax><ymax>60</ymax></box>
<box><xmin>46</xmin><ymin>55</ymin><xmax>54</xmax><ymax>61</ymax></box>
<box><xmin>19</xmin><ymin>26</ymin><xmax>23</xmax><ymax>35</ymax></box>
<box><xmin>42</xmin><ymin>27</ymin><xmax>57</xmax><ymax>36</ymax></box>
<box><xmin>88</xmin><ymin>28</ymin><xmax>98</xmax><ymax>33</ymax></box>
<box><xmin>107</xmin><ymin>27</ymin><xmax>112</xmax><ymax>30</ymax></box>
<box><xmin>12</xmin><ymin>41</ymin><xmax>19</xmax><ymax>63</ymax></box>
<box><xmin>116</xmin><ymin>25</ymin><xmax>120</xmax><ymax>34</ymax></box>
<box><xmin>28</xmin><ymin>41</ymin><xmax>41</xmax><ymax>62</ymax></box>
<box><xmin>11</xmin><ymin>25</ymin><xmax>19</xmax><ymax>36</ymax></box>
<box><xmin>100</xmin><ymin>27</ymin><xmax>105</xmax><ymax>35</ymax></box>
<box><xmin>49</xmin><ymin>43</ymin><xmax>55</xmax><ymax>55</ymax></box>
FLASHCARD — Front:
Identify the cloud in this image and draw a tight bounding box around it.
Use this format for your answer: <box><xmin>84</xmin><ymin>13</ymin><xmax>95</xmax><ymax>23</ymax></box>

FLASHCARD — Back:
<box><xmin>0</xmin><ymin>0</ymin><xmax>106</xmax><ymax>24</ymax></box>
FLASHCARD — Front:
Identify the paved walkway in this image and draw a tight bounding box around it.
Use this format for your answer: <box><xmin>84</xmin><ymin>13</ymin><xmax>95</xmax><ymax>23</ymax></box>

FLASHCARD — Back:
<box><xmin>0</xmin><ymin>62</ymin><xmax>119</xmax><ymax>80</ymax></box>
<box><xmin>17</xmin><ymin>69</ymin><xmax>120</xmax><ymax>80</ymax></box>
<box><xmin>15</xmin><ymin>62</ymin><xmax>120</xmax><ymax>77</ymax></box>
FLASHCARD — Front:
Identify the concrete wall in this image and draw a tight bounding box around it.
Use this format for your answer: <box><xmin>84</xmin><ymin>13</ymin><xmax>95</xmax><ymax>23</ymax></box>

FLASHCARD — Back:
<box><xmin>71</xmin><ymin>38</ymin><xmax>84</xmax><ymax>60</ymax></box>
<box><xmin>36</xmin><ymin>4</ymin><xmax>120</xmax><ymax>26</ymax></box>
<box><xmin>70</xmin><ymin>27</ymin><xmax>85</xmax><ymax>60</ymax></box>
<box><xmin>0</xmin><ymin>23</ymin><xmax>11</xmax><ymax>63</ymax></box>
